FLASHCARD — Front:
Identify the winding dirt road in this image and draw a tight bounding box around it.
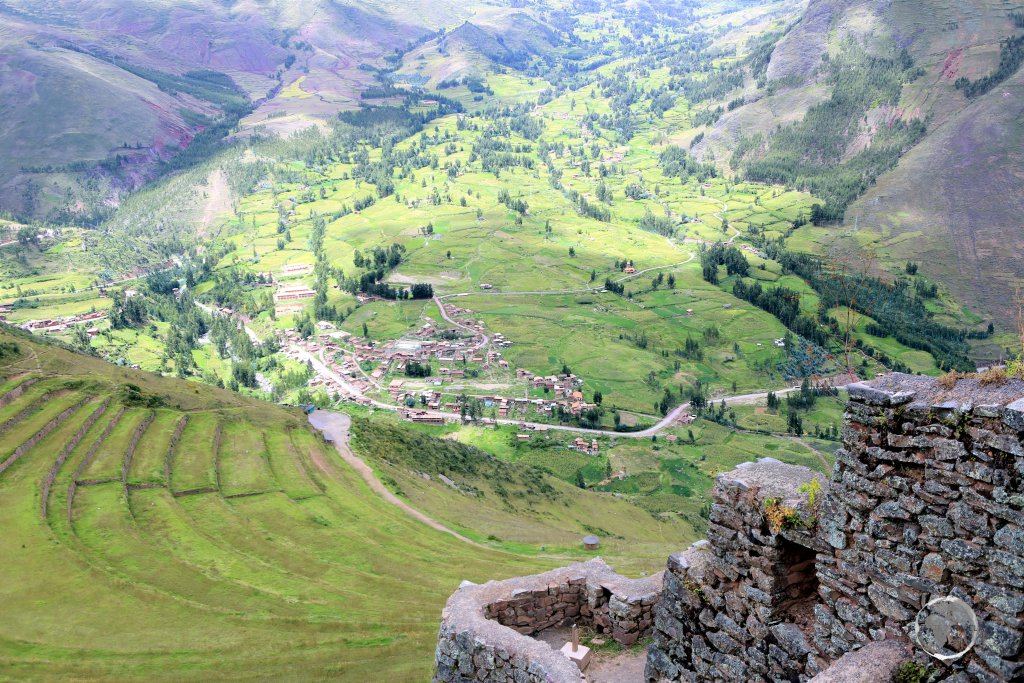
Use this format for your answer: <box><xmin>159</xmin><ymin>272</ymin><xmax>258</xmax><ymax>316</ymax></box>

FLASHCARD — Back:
<box><xmin>307</xmin><ymin>409</ymin><xmax>481</xmax><ymax>546</ymax></box>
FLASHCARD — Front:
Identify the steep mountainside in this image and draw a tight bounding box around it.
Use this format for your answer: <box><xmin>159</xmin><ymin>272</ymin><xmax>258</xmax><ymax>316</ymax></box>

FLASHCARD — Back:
<box><xmin>0</xmin><ymin>0</ymin><xmax>480</xmax><ymax>222</ymax></box>
<box><xmin>695</xmin><ymin>0</ymin><xmax>1024</xmax><ymax>328</ymax></box>
<box><xmin>395</xmin><ymin>9</ymin><xmax>562</xmax><ymax>87</ymax></box>
<box><xmin>844</xmin><ymin>1</ymin><xmax>1024</xmax><ymax>331</ymax></box>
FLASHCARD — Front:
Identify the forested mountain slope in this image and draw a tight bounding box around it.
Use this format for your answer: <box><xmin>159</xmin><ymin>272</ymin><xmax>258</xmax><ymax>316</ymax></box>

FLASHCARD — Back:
<box><xmin>694</xmin><ymin>0</ymin><xmax>1024</xmax><ymax>330</ymax></box>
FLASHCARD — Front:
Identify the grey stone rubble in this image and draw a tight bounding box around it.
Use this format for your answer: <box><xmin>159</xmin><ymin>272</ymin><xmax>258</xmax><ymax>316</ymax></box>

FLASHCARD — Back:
<box><xmin>433</xmin><ymin>558</ymin><xmax>662</xmax><ymax>683</ymax></box>
<box><xmin>433</xmin><ymin>374</ymin><xmax>1024</xmax><ymax>682</ymax></box>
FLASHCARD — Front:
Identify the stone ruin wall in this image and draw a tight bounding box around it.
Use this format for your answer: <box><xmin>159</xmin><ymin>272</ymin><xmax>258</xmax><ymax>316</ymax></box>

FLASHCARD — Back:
<box><xmin>434</xmin><ymin>559</ymin><xmax>661</xmax><ymax>683</ymax></box>
<box><xmin>645</xmin><ymin>458</ymin><xmax>831</xmax><ymax>682</ymax></box>
<box><xmin>647</xmin><ymin>374</ymin><xmax>1024</xmax><ymax>683</ymax></box>
<box><xmin>433</xmin><ymin>374</ymin><xmax>1024</xmax><ymax>683</ymax></box>
<box><xmin>813</xmin><ymin>375</ymin><xmax>1023</xmax><ymax>682</ymax></box>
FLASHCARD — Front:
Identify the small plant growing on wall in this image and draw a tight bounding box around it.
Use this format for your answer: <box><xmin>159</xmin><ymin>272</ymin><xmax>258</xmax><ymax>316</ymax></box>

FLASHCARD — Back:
<box><xmin>892</xmin><ymin>661</ymin><xmax>935</xmax><ymax>683</ymax></box>
<box><xmin>763</xmin><ymin>497</ymin><xmax>813</xmax><ymax>534</ymax></box>
<box><xmin>682</xmin><ymin>578</ymin><xmax>707</xmax><ymax>603</ymax></box>
<box><xmin>798</xmin><ymin>479</ymin><xmax>821</xmax><ymax>508</ymax></box>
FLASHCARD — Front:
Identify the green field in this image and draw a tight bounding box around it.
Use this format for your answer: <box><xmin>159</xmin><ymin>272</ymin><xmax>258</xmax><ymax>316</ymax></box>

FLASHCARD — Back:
<box><xmin>0</xmin><ymin>0</ymin><xmax>1019</xmax><ymax>680</ymax></box>
<box><xmin>0</xmin><ymin>332</ymin><xmax>554</xmax><ymax>680</ymax></box>
<box><xmin>0</xmin><ymin>330</ymin><xmax>703</xmax><ymax>680</ymax></box>
<box><xmin>425</xmin><ymin>398</ymin><xmax>838</xmax><ymax>536</ymax></box>
<box><xmin>3</xmin><ymin>49</ymin><xmax>952</xmax><ymax>406</ymax></box>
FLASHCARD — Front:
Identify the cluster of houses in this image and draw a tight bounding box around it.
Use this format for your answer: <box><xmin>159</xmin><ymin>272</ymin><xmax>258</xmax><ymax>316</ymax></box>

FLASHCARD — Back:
<box><xmin>361</xmin><ymin>326</ymin><xmax>489</xmax><ymax>373</ymax></box>
<box><xmin>516</xmin><ymin>429</ymin><xmax>601</xmax><ymax>456</ymax></box>
<box><xmin>602</xmin><ymin>147</ymin><xmax>628</xmax><ymax>165</ymax></box>
<box><xmin>289</xmin><ymin>322</ymin><xmax>599</xmax><ymax>424</ymax></box>
<box><xmin>400</xmin><ymin>410</ymin><xmax>446</xmax><ymax>426</ymax></box>
<box><xmin>516</xmin><ymin>369</ymin><xmax>585</xmax><ymax>399</ymax></box>
<box><xmin>387</xmin><ymin>376</ymin><xmax>593</xmax><ymax>421</ymax></box>
<box><xmin>569</xmin><ymin>437</ymin><xmax>600</xmax><ymax>455</ymax></box>
<box><xmin>18</xmin><ymin>310</ymin><xmax>106</xmax><ymax>334</ymax></box>
<box><xmin>278</xmin><ymin>298</ymin><xmax>610</xmax><ymax>440</ymax></box>
<box><xmin>278</xmin><ymin>331</ymin><xmax>358</xmax><ymax>398</ymax></box>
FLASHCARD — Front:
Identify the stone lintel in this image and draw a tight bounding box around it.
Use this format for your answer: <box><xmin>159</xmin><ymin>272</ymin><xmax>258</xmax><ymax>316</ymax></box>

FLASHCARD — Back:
<box><xmin>851</xmin><ymin>373</ymin><xmax>1024</xmax><ymax>425</ymax></box>
<box><xmin>715</xmin><ymin>457</ymin><xmax>827</xmax><ymax>508</ymax></box>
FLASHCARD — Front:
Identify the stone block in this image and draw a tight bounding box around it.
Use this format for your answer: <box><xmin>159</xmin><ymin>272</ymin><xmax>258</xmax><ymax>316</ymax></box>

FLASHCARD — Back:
<box><xmin>931</xmin><ymin>438</ymin><xmax>969</xmax><ymax>461</ymax></box>
<box><xmin>707</xmin><ymin>630</ymin><xmax>742</xmax><ymax>654</ymax></box>
<box><xmin>846</xmin><ymin>383</ymin><xmax>915</xmax><ymax>406</ymax></box>
<box><xmin>807</xmin><ymin>640</ymin><xmax>912</xmax><ymax>683</ymax></box>
<box><xmin>919</xmin><ymin>515</ymin><xmax>955</xmax><ymax>538</ymax></box>
<box><xmin>866</xmin><ymin>584</ymin><xmax>911</xmax><ymax>621</ymax></box>
<box><xmin>994</xmin><ymin>523</ymin><xmax>1024</xmax><ymax>553</ymax></box>
<box><xmin>558</xmin><ymin>642</ymin><xmax>591</xmax><ymax>671</ymax></box>
<box><xmin>949</xmin><ymin>501</ymin><xmax>991</xmax><ymax>536</ymax></box>
<box><xmin>770</xmin><ymin>623</ymin><xmax>812</xmax><ymax>657</ymax></box>
<box><xmin>1001</xmin><ymin>397</ymin><xmax>1024</xmax><ymax>430</ymax></box>
<box><xmin>919</xmin><ymin>553</ymin><xmax>947</xmax><ymax>583</ymax></box>
<box><xmin>980</xmin><ymin>619</ymin><xmax>1023</xmax><ymax>658</ymax></box>
<box><xmin>940</xmin><ymin>538</ymin><xmax>985</xmax><ymax>561</ymax></box>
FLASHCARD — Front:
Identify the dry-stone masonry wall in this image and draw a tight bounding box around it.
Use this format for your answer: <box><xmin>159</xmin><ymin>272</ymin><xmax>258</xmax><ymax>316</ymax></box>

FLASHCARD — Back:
<box><xmin>645</xmin><ymin>458</ymin><xmax>829</xmax><ymax>682</ymax></box>
<box><xmin>813</xmin><ymin>374</ymin><xmax>1024</xmax><ymax>682</ymax></box>
<box><xmin>435</xmin><ymin>373</ymin><xmax>1024</xmax><ymax>682</ymax></box>
<box><xmin>646</xmin><ymin>373</ymin><xmax>1024</xmax><ymax>682</ymax></box>
<box><xmin>433</xmin><ymin>558</ymin><xmax>661</xmax><ymax>683</ymax></box>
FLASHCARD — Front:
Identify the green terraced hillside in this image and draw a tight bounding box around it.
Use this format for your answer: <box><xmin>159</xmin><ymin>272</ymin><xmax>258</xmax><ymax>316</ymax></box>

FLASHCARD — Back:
<box><xmin>0</xmin><ymin>331</ymin><xmax>586</xmax><ymax>681</ymax></box>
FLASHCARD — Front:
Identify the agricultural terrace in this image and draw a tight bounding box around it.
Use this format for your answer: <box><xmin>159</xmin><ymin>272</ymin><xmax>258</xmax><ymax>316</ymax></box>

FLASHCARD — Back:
<box><xmin>0</xmin><ymin>331</ymin><xmax>697</xmax><ymax>680</ymax></box>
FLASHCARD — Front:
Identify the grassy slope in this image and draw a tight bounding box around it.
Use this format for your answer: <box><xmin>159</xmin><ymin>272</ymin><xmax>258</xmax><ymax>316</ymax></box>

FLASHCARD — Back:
<box><xmin>350</xmin><ymin>414</ymin><xmax>699</xmax><ymax>572</ymax></box>
<box><xmin>846</xmin><ymin>65</ymin><xmax>1024</xmax><ymax>340</ymax></box>
<box><xmin>0</xmin><ymin>331</ymin><xmax>573</xmax><ymax>681</ymax></box>
<box><xmin>839</xmin><ymin>0</ymin><xmax>1024</xmax><ymax>336</ymax></box>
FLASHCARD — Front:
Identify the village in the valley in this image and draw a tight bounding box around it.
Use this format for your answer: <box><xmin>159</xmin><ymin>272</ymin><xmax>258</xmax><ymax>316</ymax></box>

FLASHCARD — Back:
<box><xmin>278</xmin><ymin>293</ymin><xmax>632</xmax><ymax>456</ymax></box>
<box><xmin>7</xmin><ymin>255</ymin><xmax>700</xmax><ymax>460</ymax></box>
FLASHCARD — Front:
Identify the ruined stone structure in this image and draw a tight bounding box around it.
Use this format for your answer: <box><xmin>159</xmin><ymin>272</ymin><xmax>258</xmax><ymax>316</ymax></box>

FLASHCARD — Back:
<box><xmin>433</xmin><ymin>559</ymin><xmax>661</xmax><ymax>682</ymax></box>
<box><xmin>433</xmin><ymin>374</ymin><xmax>1024</xmax><ymax>682</ymax></box>
<box><xmin>648</xmin><ymin>374</ymin><xmax>1024</xmax><ymax>682</ymax></box>
<box><xmin>645</xmin><ymin>458</ymin><xmax>830</xmax><ymax>682</ymax></box>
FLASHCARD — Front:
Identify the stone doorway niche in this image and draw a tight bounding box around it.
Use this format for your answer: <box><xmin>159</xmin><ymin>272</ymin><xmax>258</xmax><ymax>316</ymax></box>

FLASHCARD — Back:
<box><xmin>777</xmin><ymin>536</ymin><xmax>819</xmax><ymax>628</ymax></box>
